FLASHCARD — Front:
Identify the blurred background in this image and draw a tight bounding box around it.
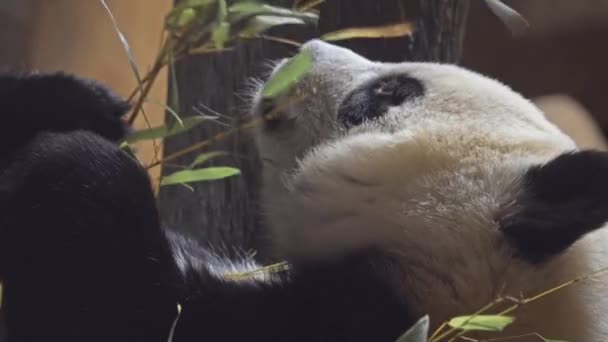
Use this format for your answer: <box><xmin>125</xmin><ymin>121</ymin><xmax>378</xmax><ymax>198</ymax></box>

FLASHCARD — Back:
<box><xmin>463</xmin><ymin>0</ymin><xmax>608</xmax><ymax>149</ymax></box>
<box><xmin>0</xmin><ymin>0</ymin><xmax>173</xmax><ymax>183</ymax></box>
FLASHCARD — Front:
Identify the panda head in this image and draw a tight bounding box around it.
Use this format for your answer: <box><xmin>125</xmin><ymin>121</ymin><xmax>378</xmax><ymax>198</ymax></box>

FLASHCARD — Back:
<box><xmin>0</xmin><ymin>72</ymin><xmax>131</xmax><ymax>153</ymax></box>
<box><xmin>252</xmin><ymin>40</ymin><xmax>608</xmax><ymax>320</ymax></box>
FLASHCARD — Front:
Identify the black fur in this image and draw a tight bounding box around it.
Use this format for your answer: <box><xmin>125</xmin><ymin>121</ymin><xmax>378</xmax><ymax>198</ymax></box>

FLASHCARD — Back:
<box><xmin>337</xmin><ymin>74</ymin><xmax>424</xmax><ymax>128</ymax></box>
<box><xmin>172</xmin><ymin>247</ymin><xmax>413</xmax><ymax>342</ymax></box>
<box><xmin>0</xmin><ymin>132</ymin><xmax>179</xmax><ymax>341</ymax></box>
<box><xmin>0</xmin><ymin>72</ymin><xmax>130</xmax><ymax>159</ymax></box>
<box><xmin>0</xmin><ymin>72</ymin><xmax>417</xmax><ymax>341</ymax></box>
<box><xmin>501</xmin><ymin>150</ymin><xmax>608</xmax><ymax>262</ymax></box>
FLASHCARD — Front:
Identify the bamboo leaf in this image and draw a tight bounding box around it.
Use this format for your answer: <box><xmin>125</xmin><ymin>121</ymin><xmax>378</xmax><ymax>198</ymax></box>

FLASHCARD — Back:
<box><xmin>167</xmin><ymin>39</ymin><xmax>181</xmax><ymax>117</ymax></box>
<box><xmin>166</xmin><ymin>0</ymin><xmax>216</xmax><ymax>32</ymax></box>
<box><xmin>448</xmin><ymin>315</ymin><xmax>515</xmax><ymax>332</ymax></box>
<box><xmin>125</xmin><ymin>126</ymin><xmax>169</xmax><ymax>143</ymax></box>
<box><xmin>167</xmin><ymin>116</ymin><xmax>207</xmax><ymax>135</ymax></box>
<box><xmin>211</xmin><ymin>21</ymin><xmax>231</xmax><ymax>48</ymax></box>
<box><xmin>100</xmin><ymin>0</ymin><xmax>148</xmax><ymax>118</ymax></box>
<box><xmin>228</xmin><ymin>2</ymin><xmax>318</xmax><ymax>25</ymax></box>
<box><xmin>124</xmin><ymin>116</ymin><xmax>207</xmax><ymax>143</ymax></box>
<box><xmin>321</xmin><ymin>22</ymin><xmax>414</xmax><ymax>41</ymax></box>
<box><xmin>262</xmin><ymin>50</ymin><xmax>312</xmax><ymax>99</ymax></box>
<box><xmin>146</xmin><ymin>99</ymin><xmax>183</xmax><ymax>126</ymax></box>
<box><xmin>168</xmin><ymin>7</ymin><xmax>197</xmax><ymax>29</ymax></box>
<box><xmin>161</xmin><ymin>167</ymin><xmax>240</xmax><ymax>186</ymax></box>
<box><xmin>100</xmin><ymin>0</ymin><xmax>143</xmax><ymax>85</ymax></box>
<box><xmin>167</xmin><ymin>303</ymin><xmax>182</xmax><ymax>342</ymax></box>
<box><xmin>395</xmin><ymin>316</ymin><xmax>429</xmax><ymax>342</ymax></box>
<box><xmin>189</xmin><ymin>151</ymin><xmax>228</xmax><ymax>168</ymax></box>
<box><xmin>238</xmin><ymin>15</ymin><xmax>306</xmax><ymax>38</ymax></box>
<box><xmin>484</xmin><ymin>0</ymin><xmax>529</xmax><ymax>36</ymax></box>
<box><xmin>295</xmin><ymin>0</ymin><xmax>325</xmax><ymax>12</ymax></box>
<box><xmin>119</xmin><ymin>141</ymin><xmax>137</xmax><ymax>159</ymax></box>
<box><xmin>216</xmin><ymin>0</ymin><xmax>228</xmax><ymax>21</ymax></box>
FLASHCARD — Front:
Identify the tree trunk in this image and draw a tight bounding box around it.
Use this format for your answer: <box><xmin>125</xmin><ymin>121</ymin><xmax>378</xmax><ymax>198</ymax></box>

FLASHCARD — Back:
<box><xmin>319</xmin><ymin>0</ymin><xmax>469</xmax><ymax>62</ymax></box>
<box><xmin>158</xmin><ymin>0</ymin><xmax>305</xmax><ymax>254</ymax></box>
<box><xmin>158</xmin><ymin>0</ymin><xmax>470</xmax><ymax>256</ymax></box>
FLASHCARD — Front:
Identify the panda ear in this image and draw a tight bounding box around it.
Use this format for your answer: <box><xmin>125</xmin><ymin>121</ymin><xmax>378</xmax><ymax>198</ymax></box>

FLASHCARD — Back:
<box><xmin>0</xmin><ymin>72</ymin><xmax>131</xmax><ymax>145</ymax></box>
<box><xmin>500</xmin><ymin>150</ymin><xmax>608</xmax><ymax>262</ymax></box>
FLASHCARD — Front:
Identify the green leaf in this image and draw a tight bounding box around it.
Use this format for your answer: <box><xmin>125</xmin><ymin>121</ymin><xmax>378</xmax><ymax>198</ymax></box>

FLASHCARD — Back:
<box><xmin>228</xmin><ymin>1</ymin><xmax>269</xmax><ymax>21</ymax></box>
<box><xmin>167</xmin><ymin>303</ymin><xmax>182</xmax><ymax>342</ymax></box>
<box><xmin>161</xmin><ymin>167</ymin><xmax>241</xmax><ymax>186</ymax></box>
<box><xmin>100</xmin><ymin>0</ymin><xmax>148</xmax><ymax>119</ymax></box>
<box><xmin>145</xmin><ymin>99</ymin><xmax>183</xmax><ymax>126</ymax></box>
<box><xmin>210</xmin><ymin>0</ymin><xmax>230</xmax><ymax>47</ymax></box>
<box><xmin>167</xmin><ymin>116</ymin><xmax>206</xmax><ymax>135</ymax></box>
<box><xmin>100</xmin><ymin>0</ymin><xmax>141</xmax><ymax>85</ymax></box>
<box><xmin>211</xmin><ymin>21</ymin><xmax>231</xmax><ymax>48</ymax></box>
<box><xmin>169</xmin><ymin>7</ymin><xmax>197</xmax><ymax>28</ymax></box>
<box><xmin>124</xmin><ymin>116</ymin><xmax>206</xmax><ymax>143</ymax></box>
<box><xmin>189</xmin><ymin>151</ymin><xmax>228</xmax><ymax>168</ymax></box>
<box><xmin>125</xmin><ymin>126</ymin><xmax>168</xmax><ymax>143</ymax></box>
<box><xmin>395</xmin><ymin>315</ymin><xmax>429</xmax><ymax>342</ymax></box>
<box><xmin>165</xmin><ymin>0</ymin><xmax>216</xmax><ymax>32</ymax></box>
<box><xmin>119</xmin><ymin>141</ymin><xmax>137</xmax><ymax>159</ymax></box>
<box><xmin>484</xmin><ymin>0</ymin><xmax>529</xmax><ymax>36</ymax></box>
<box><xmin>216</xmin><ymin>0</ymin><xmax>228</xmax><ymax>21</ymax></box>
<box><xmin>448</xmin><ymin>315</ymin><xmax>515</xmax><ymax>332</ymax></box>
<box><xmin>0</xmin><ymin>282</ymin><xmax>3</xmax><ymax>309</ymax></box>
<box><xmin>238</xmin><ymin>15</ymin><xmax>306</xmax><ymax>38</ymax></box>
<box><xmin>228</xmin><ymin>2</ymin><xmax>318</xmax><ymax>25</ymax></box>
<box><xmin>321</xmin><ymin>22</ymin><xmax>414</xmax><ymax>42</ymax></box>
<box><xmin>167</xmin><ymin>39</ymin><xmax>181</xmax><ymax>118</ymax></box>
<box><xmin>262</xmin><ymin>50</ymin><xmax>312</xmax><ymax>99</ymax></box>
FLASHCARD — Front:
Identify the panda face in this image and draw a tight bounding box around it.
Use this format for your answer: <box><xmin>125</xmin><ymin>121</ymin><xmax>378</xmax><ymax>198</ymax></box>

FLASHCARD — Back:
<box><xmin>251</xmin><ymin>41</ymin><xmax>595</xmax><ymax>319</ymax></box>
<box><xmin>253</xmin><ymin>39</ymin><xmax>575</xmax><ymax>256</ymax></box>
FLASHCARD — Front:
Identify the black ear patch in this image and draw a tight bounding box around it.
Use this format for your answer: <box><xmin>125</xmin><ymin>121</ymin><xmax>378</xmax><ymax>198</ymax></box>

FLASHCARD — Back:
<box><xmin>500</xmin><ymin>150</ymin><xmax>608</xmax><ymax>263</ymax></box>
<box><xmin>0</xmin><ymin>72</ymin><xmax>131</xmax><ymax>154</ymax></box>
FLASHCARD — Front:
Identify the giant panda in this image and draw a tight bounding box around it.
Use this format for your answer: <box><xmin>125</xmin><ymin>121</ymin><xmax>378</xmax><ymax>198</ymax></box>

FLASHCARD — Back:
<box><xmin>1</xmin><ymin>40</ymin><xmax>608</xmax><ymax>342</ymax></box>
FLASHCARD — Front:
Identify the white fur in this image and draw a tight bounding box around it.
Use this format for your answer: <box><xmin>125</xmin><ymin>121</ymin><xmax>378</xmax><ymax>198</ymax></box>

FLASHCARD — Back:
<box><xmin>252</xmin><ymin>40</ymin><xmax>608</xmax><ymax>340</ymax></box>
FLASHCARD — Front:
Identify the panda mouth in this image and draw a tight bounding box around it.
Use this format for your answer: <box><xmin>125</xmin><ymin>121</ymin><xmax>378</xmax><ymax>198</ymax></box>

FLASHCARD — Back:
<box><xmin>260</xmin><ymin>97</ymin><xmax>278</xmax><ymax>120</ymax></box>
<box><xmin>257</xmin><ymin>95</ymin><xmax>301</xmax><ymax>132</ymax></box>
<box><xmin>256</xmin><ymin>55</ymin><xmax>309</xmax><ymax>125</ymax></box>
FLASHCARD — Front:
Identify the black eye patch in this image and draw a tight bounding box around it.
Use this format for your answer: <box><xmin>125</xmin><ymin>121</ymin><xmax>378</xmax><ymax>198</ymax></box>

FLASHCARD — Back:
<box><xmin>337</xmin><ymin>75</ymin><xmax>424</xmax><ymax>128</ymax></box>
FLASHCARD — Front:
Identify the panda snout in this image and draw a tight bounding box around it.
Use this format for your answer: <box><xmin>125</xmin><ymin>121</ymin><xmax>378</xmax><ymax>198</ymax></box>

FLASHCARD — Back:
<box><xmin>337</xmin><ymin>74</ymin><xmax>425</xmax><ymax>128</ymax></box>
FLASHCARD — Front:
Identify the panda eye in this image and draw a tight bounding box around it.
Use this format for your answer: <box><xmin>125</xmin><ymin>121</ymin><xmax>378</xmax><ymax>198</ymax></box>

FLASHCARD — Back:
<box><xmin>371</xmin><ymin>76</ymin><xmax>424</xmax><ymax>106</ymax></box>
<box><xmin>338</xmin><ymin>74</ymin><xmax>424</xmax><ymax>128</ymax></box>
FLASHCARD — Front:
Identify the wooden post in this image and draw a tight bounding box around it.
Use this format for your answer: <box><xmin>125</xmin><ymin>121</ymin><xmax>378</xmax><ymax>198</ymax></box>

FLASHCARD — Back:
<box><xmin>158</xmin><ymin>0</ymin><xmax>470</xmax><ymax>255</ymax></box>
